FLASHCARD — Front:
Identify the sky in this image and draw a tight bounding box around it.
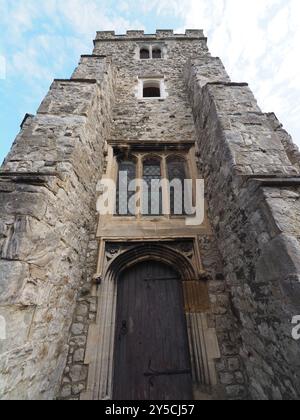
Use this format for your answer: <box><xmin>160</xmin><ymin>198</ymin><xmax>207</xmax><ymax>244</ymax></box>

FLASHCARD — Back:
<box><xmin>0</xmin><ymin>0</ymin><xmax>299</xmax><ymax>164</ymax></box>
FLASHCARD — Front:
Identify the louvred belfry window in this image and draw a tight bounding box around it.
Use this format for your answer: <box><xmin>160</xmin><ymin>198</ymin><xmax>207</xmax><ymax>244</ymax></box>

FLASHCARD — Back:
<box><xmin>140</xmin><ymin>48</ymin><xmax>150</xmax><ymax>59</ymax></box>
<box><xmin>152</xmin><ymin>48</ymin><xmax>162</xmax><ymax>59</ymax></box>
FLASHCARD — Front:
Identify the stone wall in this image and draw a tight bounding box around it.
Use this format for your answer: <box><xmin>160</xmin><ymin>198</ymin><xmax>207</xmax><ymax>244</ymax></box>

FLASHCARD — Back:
<box><xmin>2</xmin><ymin>28</ymin><xmax>300</xmax><ymax>400</ymax></box>
<box><xmin>58</xmin><ymin>231</ymin><xmax>99</xmax><ymax>400</ymax></box>
<box><xmin>185</xmin><ymin>55</ymin><xmax>300</xmax><ymax>399</ymax></box>
<box><xmin>55</xmin><ymin>31</ymin><xmax>248</xmax><ymax>401</ymax></box>
<box><xmin>198</xmin><ymin>235</ymin><xmax>248</xmax><ymax>399</ymax></box>
<box><xmin>93</xmin><ymin>31</ymin><xmax>209</xmax><ymax>145</ymax></box>
<box><xmin>267</xmin><ymin>112</ymin><xmax>300</xmax><ymax>172</ymax></box>
<box><xmin>0</xmin><ymin>57</ymin><xmax>115</xmax><ymax>399</ymax></box>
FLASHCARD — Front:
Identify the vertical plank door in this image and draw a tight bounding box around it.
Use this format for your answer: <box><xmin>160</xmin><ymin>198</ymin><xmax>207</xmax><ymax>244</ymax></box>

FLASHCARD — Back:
<box><xmin>113</xmin><ymin>260</ymin><xmax>193</xmax><ymax>400</ymax></box>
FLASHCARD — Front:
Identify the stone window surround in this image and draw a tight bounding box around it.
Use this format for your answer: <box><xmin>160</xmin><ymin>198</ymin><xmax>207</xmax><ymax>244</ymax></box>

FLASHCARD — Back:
<box><xmin>136</xmin><ymin>76</ymin><xmax>168</xmax><ymax>100</ymax></box>
<box><xmin>115</xmin><ymin>151</ymin><xmax>192</xmax><ymax>218</ymax></box>
<box><xmin>136</xmin><ymin>43</ymin><xmax>166</xmax><ymax>60</ymax></box>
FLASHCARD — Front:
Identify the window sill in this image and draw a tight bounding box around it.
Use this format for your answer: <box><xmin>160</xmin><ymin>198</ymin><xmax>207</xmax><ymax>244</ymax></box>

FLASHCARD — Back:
<box><xmin>139</xmin><ymin>58</ymin><xmax>164</xmax><ymax>61</ymax></box>
<box><xmin>138</xmin><ymin>97</ymin><xmax>166</xmax><ymax>101</ymax></box>
<box><xmin>113</xmin><ymin>215</ymin><xmax>137</xmax><ymax>219</ymax></box>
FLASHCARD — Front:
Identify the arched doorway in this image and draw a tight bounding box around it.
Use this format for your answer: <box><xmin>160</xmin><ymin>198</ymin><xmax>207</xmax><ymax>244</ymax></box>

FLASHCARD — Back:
<box><xmin>82</xmin><ymin>242</ymin><xmax>219</xmax><ymax>401</ymax></box>
<box><xmin>113</xmin><ymin>260</ymin><xmax>193</xmax><ymax>400</ymax></box>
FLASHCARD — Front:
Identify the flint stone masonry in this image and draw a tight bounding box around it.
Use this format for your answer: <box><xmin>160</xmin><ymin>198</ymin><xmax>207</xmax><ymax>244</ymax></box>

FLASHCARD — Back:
<box><xmin>1</xmin><ymin>29</ymin><xmax>300</xmax><ymax>400</ymax></box>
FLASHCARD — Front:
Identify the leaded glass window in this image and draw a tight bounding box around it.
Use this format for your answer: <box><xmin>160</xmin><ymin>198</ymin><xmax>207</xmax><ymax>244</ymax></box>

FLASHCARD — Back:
<box><xmin>116</xmin><ymin>160</ymin><xmax>136</xmax><ymax>216</ymax></box>
<box><xmin>167</xmin><ymin>157</ymin><xmax>187</xmax><ymax>215</ymax></box>
<box><xmin>142</xmin><ymin>158</ymin><xmax>162</xmax><ymax>216</ymax></box>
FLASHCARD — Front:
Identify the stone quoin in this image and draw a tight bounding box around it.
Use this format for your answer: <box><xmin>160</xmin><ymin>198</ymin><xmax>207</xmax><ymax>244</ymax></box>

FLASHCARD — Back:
<box><xmin>0</xmin><ymin>29</ymin><xmax>300</xmax><ymax>400</ymax></box>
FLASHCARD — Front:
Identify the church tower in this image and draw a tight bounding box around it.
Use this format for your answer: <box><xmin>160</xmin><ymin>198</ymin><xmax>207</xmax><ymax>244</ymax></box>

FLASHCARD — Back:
<box><xmin>0</xmin><ymin>30</ymin><xmax>300</xmax><ymax>400</ymax></box>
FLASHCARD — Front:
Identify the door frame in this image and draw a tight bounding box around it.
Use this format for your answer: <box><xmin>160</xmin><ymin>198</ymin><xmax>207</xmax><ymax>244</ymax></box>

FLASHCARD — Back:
<box><xmin>81</xmin><ymin>239</ymin><xmax>220</xmax><ymax>400</ymax></box>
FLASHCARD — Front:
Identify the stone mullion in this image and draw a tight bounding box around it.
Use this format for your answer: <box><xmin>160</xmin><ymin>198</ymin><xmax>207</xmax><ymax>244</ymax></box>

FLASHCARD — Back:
<box><xmin>136</xmin><ymin>154</ymin><xmax>143</xmax><ymax>219</ymax></box>
<box><xmin>161</xmin><ymin>155</ymin><xmax>170</xmax><ymax>217</ymax></box>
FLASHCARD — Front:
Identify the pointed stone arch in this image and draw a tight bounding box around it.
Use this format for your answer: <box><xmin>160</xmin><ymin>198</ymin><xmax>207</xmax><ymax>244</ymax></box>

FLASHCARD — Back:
<box><xmin>105</xmin><ymin>242</ymin><xmax>197</xmax><ymax>282</ymax></box>
<box><xmin>82</xmin><ymin>241</ymin><xmax>200</xmax><ymax>400</ymax></box>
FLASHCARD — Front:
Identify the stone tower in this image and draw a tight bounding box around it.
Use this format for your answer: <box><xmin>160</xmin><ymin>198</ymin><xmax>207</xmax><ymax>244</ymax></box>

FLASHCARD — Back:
<box><xmin>0</xmin><ymin>29</ymin><xmax>300</xmax><ymax>401</ymax></box>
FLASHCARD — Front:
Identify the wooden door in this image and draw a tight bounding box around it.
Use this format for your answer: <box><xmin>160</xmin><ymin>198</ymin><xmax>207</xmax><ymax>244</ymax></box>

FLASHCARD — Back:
<box><xmin>113</xmin><ymin>260</ymin><xmax>193</xmax><ymax>400</ymax></box>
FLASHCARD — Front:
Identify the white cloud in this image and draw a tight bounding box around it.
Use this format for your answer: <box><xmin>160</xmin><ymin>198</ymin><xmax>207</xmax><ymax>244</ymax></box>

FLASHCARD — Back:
<box><xmin>0</xmin><ymin>0</ymin><xmax>143</xmax><ymax>83</ymax></box>
<box><xmin>56</xmin><ymin>0</ymin><xmax>139</xmax><ymax>35</ymax></box>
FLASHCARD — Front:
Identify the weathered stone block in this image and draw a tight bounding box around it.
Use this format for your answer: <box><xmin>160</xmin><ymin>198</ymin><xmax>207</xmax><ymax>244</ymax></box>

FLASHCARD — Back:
<box><xmin>0</xmin><ymin>261</ymin><xmax>30</xmax><ymax>304</ymax></box>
